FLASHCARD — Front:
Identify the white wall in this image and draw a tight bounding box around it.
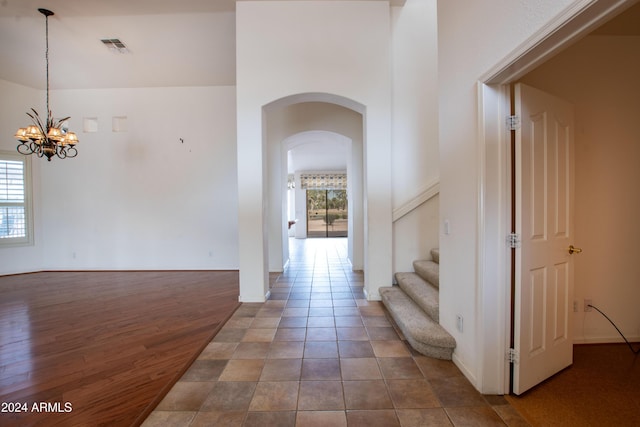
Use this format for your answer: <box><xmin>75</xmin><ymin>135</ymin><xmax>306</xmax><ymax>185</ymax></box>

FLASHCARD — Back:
<box><xmin>390</xmin><ymin>0</ymin><xmax>440</xmax><ymax>273</ymax></box>
<box><xmin>521</xmin><ymin>35</ymin><xmax>640</xmax><ymax>343</ymax></box>
<box><xmin>393</xmin><ymin>195</ymin><xmax>440</xmax><ymax>273</ymax></box>
<box><xmin>437</xmin><ymin>0</ymin><xmax>578</xmax><ymax>392</ymax></box>
<box><xmin>236</xmin><ymin>1</ymin><xmax>392</xmax><ymax>302</ymax></box>
<box><xmin>0</xmin><ymin>80</ymin><xmax>43</xmax><ymax>274</ymax></box>
<box><xmin>1</xmin><ymin>82</ymin><xmax>239</xmax><ymax>273</ymax></box>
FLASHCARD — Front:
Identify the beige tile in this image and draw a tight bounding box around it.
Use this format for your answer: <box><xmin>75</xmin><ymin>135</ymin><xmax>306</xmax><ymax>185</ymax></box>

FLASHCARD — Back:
<box><xmin>334</xmin><ymin>316</ymin><xmax>363</xmax><ymax>327</ymax></box>
<box><xmin>279</xmin><ymin>316</ymin><xmax>308</xmax><ymax>328</ymax></box>
<box><xmin>265</xmin><ymin>296</ymin><xmax>288</xmax><ymax>303</ymax></box>
<box><xmin>255</xmin><ymin>307</ymin><xmax>284</xmax><ymax>317</ymax></box>
<box><xmin>333</xmin><ymin>307</ymin><xmax>361</xmax><ymax>317</ymax></box>
<box><xmin>345</xmin><ymin>409</ymin><xmax>400</xmax><ymax>427</ymax></box>
<box><xmin>275</xmin><ymin>328</ymin><xmax>307</xmax><ymax>341</ymax></box>
<box><xmin>231</xmin><ymin>342</ymin><xmax>271</xmax><ymax>359</ymax></box>
<box><xmin>343</xmin><ymin>380</ymin><xmax>393</xmax><ymax>410</ymax></box>
<box><xmin>303</xmin><ymin>341</ymin><xmax>338</xmax><ymax>358</ymax></box>
<box><xmin>332</xmin><ymin>292</ymin><xmax>353</xmax><ymax>300</ymax></box>
<box><xmin>181</xmin><ymin>359</ymin><xmax>228</xmax><ymax>381</ymax></box>
<box><xmin>243</xmin><ymin>411</ymin><xmax>296</xmax><ymax>427</ymax></box>
<box><xmin>395</xmin><ymin>409</ymin><xmax>453</xmax><ymax>427</ymax></box>
<box><xmin>366</xmin><ymin>326</ymin><xmax>400</xmax><ymax>341</ymax></box>
<box><xmin>249</xmin><ymin>381</ymin><xmax>300</xmax><ymax>411</ymax></box>
<box><xmin>155</xmin><ymin>381</ymin><xmax>215</xmax><ymax>411</ymax></box>
<box><xmin>340</xmin><ymin>358</ymin><xmax>382</xmax><ymax>380</ymax></box>
<box><xmin>189</xmin><ymin>410</ymin><xmax>245</xmax><ymax>427</ymax></box>
<box><xmin>310</xmin><ymin>293</ymin><xmax>332</xmax><ymax>300</ymax></box>
<box><xmin>295</xmin><ymin>410</ymin><xmax>347</xmax><ymax>427</ymax></box>
<box><xmin>223</xmin><ymin>317</ymin><xmax>254</xmax><ymax>329</ymax></box>
<box><xmin>286</xmin><ymin>299</ymin><xmax>310</xmax><ymax>308</ymax></box>
<box><xmin>370</xmin><ymin>340</ymin><xmax>411</xmax><ymax>358</ymax></box>
<box><xmin>301</xmin><ymin>358</ymin><xmax>341</xmax><ymax>380</ymax></box>
<box><xmin>305</xmin><ymin>327</ymin><xmax>337</xmax><ymax>341</ymax></box>
<box><xmin>242</xmin><ymin>328</ymin><xmax>277</xmax><ymax>342</ymax></box>
<box><xmin>260</xmin><ymin>358</ymin><xmax>302</xmax><ymax>381</ymax></box>
<box><xmin>200</xmin><ymin>381</ymin><xmax>257</xmax><ymax>411</ymax></box>
<box><xmin>268</xmin><ymin>341</ymin><xmax>305</xmax><ymax>359</ymax></box>
<box><xmin>232</xmin><ymin>304</ymin><xmax>262</xmax><ymax>317</ymax></box>
<box><xmin>336</xmin><ymin>327</ymin><xmax>368</xmax><ymax>341</ymax></box>
<box><xmin>309</xmin><ymin>299</ymin><xmax>333</xmax><ymax>308</ymax></box>
<box><xmin>198</xmin><ymin>342</ymin><xmax>238</xmax><ymax>359</ymax></box>
<box><xmin>283</xmin><ymin>307</ymin><xmax>310</xmax><ymax>317</ymax></box>
<box><xmin>250</xmin><ymin>317</ymin><xmax>281</xmax><ymax>328</ymax></box>
<box><xmin>307</xmin><ymin>316</ymin><xmax>335</xmax><ymax>327</ymax></box>
<box><xmin>298</xmin><ymin>381</ymin><xmax>345</xmax><ymax>410</ymax></box>
<box><xmin>140</xmin><ymin>411</ymin><xmax>197</xmax><ymax>427</ymax></box>
<box><xmin>213</xmin><ymin>328</ymin><xmax>247</xmax><ymax>343</ymax></box>
<box><xmin>387</xmin><ymin>379</ymin><xmax>440</xmax><ymax>409</ymax></box>
<box><xmin>338</xmin><ymin>341</ymin><xmax>374</xmax><ymax>358</ymax></box>
<box><xmin>362</xmin><ymin>316</ymin><xmax>391</xmax><ymax>327</ymax></box>
<box><xmin>378</xmin><ymin>357</ymin><xmax>423</xmax><ymax>379</ymax></box>
<box><xmin>414</xmin><ymin>355</ymin><xmax>462</xmax><ymax>380</ymax></box>
<box><xmin>332</xmin><ymin>300</ymin><xmax>357</xmax><ymax>307</ymax></box>
<box><xmin>429</xmin><ymin>376</ymin><xmax>487</xmax><ymax>407</ymax></box>
<box><xmin>218</xmin><ymin>359</ymin><xmax>264</xmax><ymax>381</ymax></box>
<box><xmin>308</xmin><ymin>307</ymin><xmax>334</xmax><ymax>316</ymax></box>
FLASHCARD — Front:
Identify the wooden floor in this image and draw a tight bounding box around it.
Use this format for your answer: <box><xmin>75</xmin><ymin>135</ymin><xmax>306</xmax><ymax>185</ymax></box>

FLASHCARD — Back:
<box><xmin>0</xmin><ymin>271</ymin><xmax>240</xmax><ymax>427</ymax></box>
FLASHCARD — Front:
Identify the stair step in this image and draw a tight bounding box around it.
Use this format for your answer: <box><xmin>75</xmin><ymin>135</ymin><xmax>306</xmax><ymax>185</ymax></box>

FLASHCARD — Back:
<box><xmin>431</xmin><ymin>248</ymin><xmax>439</xmax><ymax>264</ymax></box>
<box><xmin>413</xmin><ymin>260</ymin><xmax>439</xmax><ymax>288</ymax></box>
<box><xmin>395</xmin><ymin>272</ymin><xmax>439</xmax><ymax>323</ymax></box>
<box><xmin>380</xmin><ymin>286</ymin><xmax>455</xmax><ymax>360</ymax></box>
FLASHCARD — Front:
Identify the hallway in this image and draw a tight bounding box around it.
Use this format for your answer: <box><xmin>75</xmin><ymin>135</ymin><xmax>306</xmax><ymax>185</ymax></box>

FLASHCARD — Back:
<box><xmin>143</xmin><ymin>238</ymin><xmax>526</xmax><ymax>426</ymax></box>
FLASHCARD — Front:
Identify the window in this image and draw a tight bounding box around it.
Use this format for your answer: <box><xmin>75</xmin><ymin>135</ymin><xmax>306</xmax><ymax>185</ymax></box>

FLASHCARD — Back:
<box><xmin>0</xmin><ymin>152</ymin><xmax>32</xmax><ymax>246</ymax></box>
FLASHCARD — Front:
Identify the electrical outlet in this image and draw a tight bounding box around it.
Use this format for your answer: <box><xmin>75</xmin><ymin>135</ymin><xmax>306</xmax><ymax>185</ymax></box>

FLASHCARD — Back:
<box><xmin>584</xmin><ymin>299</ymin><xmax>593</xmax><ymax>312</ymax></box>
<box><xmin>456</xmin><ymin>315</ymin><xmax>463</xmax><ymax>333</ymax></box>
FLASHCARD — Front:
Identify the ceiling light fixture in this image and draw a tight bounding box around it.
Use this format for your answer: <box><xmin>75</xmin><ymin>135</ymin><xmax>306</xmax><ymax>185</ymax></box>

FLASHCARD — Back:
<box><xmin>14</xmin><ymin>8</ymin><xmax>78</xmax><ymax>161</ymax></box>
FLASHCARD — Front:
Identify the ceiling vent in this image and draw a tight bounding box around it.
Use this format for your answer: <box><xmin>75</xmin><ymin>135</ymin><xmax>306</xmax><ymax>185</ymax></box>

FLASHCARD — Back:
<box><xmin>101</xmin><ymin>39</ymin><xmax>130</xmax><ymax>54</ymax></box>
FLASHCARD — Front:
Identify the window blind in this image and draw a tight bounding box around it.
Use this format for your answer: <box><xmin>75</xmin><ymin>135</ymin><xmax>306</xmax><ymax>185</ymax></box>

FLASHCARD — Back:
<box><xmin>0</xmin><ymin>159</ymin><xmax>26</xmax><ymax>239</ymax></box>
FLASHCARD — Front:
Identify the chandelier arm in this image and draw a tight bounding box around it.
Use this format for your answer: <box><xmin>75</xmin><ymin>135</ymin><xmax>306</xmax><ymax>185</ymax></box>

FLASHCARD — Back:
<box><xmin>66</xmin><ymin>146</ymin><xmax>78</xmax><ymax>158</ymax></box>
<box><xmin>17</xmin><ymin>142</ymin><xmax>33</xmax><ymax>155</ymax></box>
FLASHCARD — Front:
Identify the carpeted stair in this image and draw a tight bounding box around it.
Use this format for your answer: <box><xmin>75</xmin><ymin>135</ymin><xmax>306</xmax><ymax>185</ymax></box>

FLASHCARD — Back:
<box><xmin>380</xmin><ymin>248</ymin><xmax>456</xmax><ymax>360</ymax></box>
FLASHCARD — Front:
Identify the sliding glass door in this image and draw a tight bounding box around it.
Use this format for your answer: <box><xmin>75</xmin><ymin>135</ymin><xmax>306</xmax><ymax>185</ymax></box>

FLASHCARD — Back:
<box><xmin>306</xmin><ymin>189</ymin><xmax>347</xmax><ymax>238</ymax></box>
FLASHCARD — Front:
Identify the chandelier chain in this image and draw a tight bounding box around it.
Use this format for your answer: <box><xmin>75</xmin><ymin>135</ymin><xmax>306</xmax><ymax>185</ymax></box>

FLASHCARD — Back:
<box><xmin>45</xmin><ymin>11</ymin><xmax>50</xmax><ymax>115</ymax></box>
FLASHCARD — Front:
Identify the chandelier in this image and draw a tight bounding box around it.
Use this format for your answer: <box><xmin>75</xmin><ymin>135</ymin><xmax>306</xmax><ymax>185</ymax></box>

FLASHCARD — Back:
<box><xmin>14</xmin><ymin>8</ymin><xmax>78</xmax><ymax>161</ymax></box>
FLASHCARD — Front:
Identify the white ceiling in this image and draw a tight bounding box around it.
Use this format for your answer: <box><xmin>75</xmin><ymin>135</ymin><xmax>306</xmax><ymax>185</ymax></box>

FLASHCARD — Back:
<box><xmin>0</xmin><ymin>0</ymin><xmax>238</xmax><ymax>89</ymax></box>
<box><xmin>0</xmin><ymin>0</ymin><xmax>401</xmax><ymax>90</ymax></box>
<box><xmin>0</xmin><ymin>0</ymin><xmax>636</xmax><ymax>91</ymax></box>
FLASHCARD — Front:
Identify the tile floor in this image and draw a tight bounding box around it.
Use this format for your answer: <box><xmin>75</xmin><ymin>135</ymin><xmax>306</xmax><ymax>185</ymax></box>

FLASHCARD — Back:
<box><xmin>142</xmin><ymin>238</ymin><xmax>529</xmax><ymax>426</ymax></box>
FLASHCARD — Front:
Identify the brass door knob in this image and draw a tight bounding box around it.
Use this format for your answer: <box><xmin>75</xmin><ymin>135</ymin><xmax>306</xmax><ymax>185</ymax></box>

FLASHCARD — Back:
<box><xmin>568</xmin><ymin>245</ymin><xmax>583</xmax><ymax>255</ymax></box>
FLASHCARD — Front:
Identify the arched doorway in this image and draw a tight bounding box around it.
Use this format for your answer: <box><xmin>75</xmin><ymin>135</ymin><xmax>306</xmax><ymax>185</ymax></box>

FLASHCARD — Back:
<box><xmin>264</xmin><ymin>100</ymin><xmax>364</xmax><ymax>275</ymax></box>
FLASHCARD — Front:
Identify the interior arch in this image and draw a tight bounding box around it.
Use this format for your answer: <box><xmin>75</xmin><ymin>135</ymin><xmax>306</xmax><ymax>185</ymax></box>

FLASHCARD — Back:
<box><xmin>263</xmin><ymin>95</ymin><xmax>365</xmax><ymax>275</ymax></box>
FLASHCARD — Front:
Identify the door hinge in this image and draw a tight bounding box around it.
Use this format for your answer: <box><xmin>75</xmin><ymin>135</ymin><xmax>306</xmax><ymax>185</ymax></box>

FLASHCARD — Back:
<box><xmin>507</xmin><ymin>348</ymin><xmax>519</xmax><ymax>364</ymax></box>
<box><xmin>506</xmin><ymin>115</ymin><xmax>520</xmax><ymax>131</ymax></box>
<box><xmin>507</xmin><ymin>233</ymin><xmax>521</xmax><ymax>249</ymax></box>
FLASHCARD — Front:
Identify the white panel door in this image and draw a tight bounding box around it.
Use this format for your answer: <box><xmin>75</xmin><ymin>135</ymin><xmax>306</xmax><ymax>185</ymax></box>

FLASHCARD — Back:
<box><xmin>513</xmin><ymin>83</ymin><xmax>577</xmax><ymax>395</ymax></box>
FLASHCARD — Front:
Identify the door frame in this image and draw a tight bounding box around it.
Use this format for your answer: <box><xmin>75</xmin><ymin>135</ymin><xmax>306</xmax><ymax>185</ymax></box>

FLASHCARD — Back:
<box><xmin>475</xmin><ymin>0</ymin><xmax>633</xmax><ymax>394</ymax></box>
